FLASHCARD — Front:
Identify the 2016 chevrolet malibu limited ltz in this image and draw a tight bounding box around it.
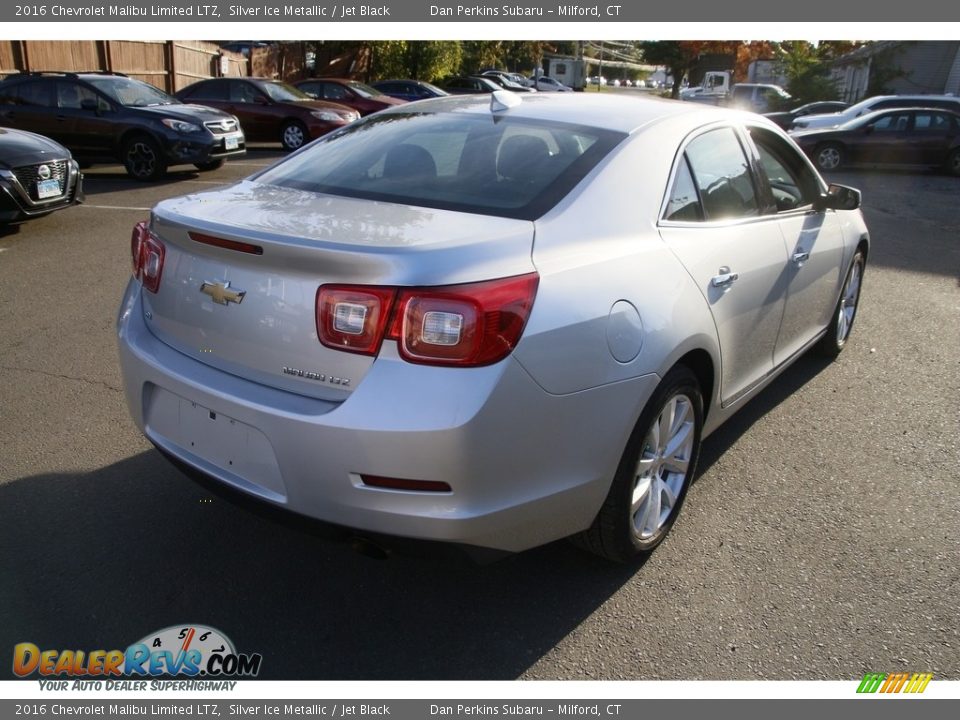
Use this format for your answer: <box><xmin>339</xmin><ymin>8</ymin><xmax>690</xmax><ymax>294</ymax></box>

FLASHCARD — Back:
<box><xmin>118</xmin><ymin>92</ymin><xmax>868</xmax><ymax>562</ymax></box>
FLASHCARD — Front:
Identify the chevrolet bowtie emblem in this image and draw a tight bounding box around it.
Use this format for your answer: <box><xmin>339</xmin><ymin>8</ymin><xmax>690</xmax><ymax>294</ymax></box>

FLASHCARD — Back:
<box><xmin>200</xmin><ymin>281</ymin><xmax>246</xmax><ymax>306</ymax></box>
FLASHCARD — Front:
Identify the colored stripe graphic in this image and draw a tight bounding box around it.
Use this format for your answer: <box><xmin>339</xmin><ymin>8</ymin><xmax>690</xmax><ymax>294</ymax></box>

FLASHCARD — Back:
<box><xmin>904</xmin><ymin>673</ymin><xmax>933</xmax><ymax>693</ymax></box>
<box><xmin>857</xmin><ymin>672</ymin><xmax>932</xmax><ymax>694</ymax></box>
<box><xmin>857</xmin><ymin>673</ymin><xmax>886</xmax><ymax>693</ymax></box>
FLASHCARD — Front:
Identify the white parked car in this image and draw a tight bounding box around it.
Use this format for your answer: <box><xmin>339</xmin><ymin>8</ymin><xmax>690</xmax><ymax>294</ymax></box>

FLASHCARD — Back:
<box><xmin>118</xmin><ymin>92</ymin><xmax>869</xmax><ymax>562</ymax></box>
<box><xmin>792</xmin><ymin>94</ymin><xmax>960</xmax><ymax>130</ymax></box>
<box><xmin>531</xmin><ymin>76</ymin><xmax>573</xmax><ymax>92</ymax></box>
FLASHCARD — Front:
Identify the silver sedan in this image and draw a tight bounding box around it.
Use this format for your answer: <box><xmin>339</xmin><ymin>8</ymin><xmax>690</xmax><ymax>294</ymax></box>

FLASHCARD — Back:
<box><xmin>117</xmin><ymin>92</ymin><xmax>868</xmax><ymax>562</ymax></box>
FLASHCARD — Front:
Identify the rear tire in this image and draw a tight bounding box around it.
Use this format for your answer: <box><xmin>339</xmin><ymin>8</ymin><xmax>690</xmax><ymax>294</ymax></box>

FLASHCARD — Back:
<box><xmin>818</xmin><ymin>250</ymin><xmax>865</xmax><ymax>358</ymax></box>
<box><xmin>572</xmin><ymin>366</ymin><xmax>703</xmax><ymax>563</ymax></box>
<box><xmin>122</xmin><ymin>135</ymin><xmax>166</xmax><ymax>181</ymax></box>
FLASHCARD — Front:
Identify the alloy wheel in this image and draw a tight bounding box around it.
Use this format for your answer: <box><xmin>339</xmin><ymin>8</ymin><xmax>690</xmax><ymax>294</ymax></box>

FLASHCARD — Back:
<box><xmin>126</xmin><ymin>141</ymin><xmax>158</xmax><ymax>179</ymax></box>
<box><xmin>631</xmin><ymin>393</ymin><xmax>696</xmax><ymax>539</ymax></box>
<box><xmin>836</xmin><ymin>256</ymin><xmax>863</xmax><ymax>346</ymax></box>
<box><xmin>817</xmin><ymin>146</ymin><xmax>841</xmax><ymax>170</ymax></box>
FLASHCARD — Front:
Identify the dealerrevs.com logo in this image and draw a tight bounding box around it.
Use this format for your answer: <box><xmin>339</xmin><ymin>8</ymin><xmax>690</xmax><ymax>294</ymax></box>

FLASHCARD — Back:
<box><xmin>13</xmin><ymin>625</ymin><xmax>262</xmax><ymax>688</ymax></box>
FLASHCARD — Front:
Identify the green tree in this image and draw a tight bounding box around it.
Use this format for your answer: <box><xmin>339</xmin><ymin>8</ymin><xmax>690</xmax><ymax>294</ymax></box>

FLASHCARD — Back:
<box><xmin>774</xmin><ymin>41</ymin><xmax>841</xmax><ymax>106</ymax></box>
<box><xmin>773</xmin><ymin>41</ymin><xmax>865</xmax><ymax>106</ymax></box>
<box><xmin>866</xmin><ymin>45</ymin><xmax>908</xmax><ymax>96</ymax></box>
<box><xmin>368</xmin><ymin>41</ymin><xmax>462</xmax><ymax>82</ymax></box>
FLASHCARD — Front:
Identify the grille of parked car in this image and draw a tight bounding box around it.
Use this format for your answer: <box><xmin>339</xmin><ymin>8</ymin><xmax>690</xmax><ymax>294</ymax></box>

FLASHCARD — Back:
<box><xmin>204</xmin><ymin>119</ymin><xmax>240</xmax><ymax>135</ymax></box>
<box><xmin>13</xmin><ymin>160</ymin><xmax>68</xmax><ymax>201</ymax></box>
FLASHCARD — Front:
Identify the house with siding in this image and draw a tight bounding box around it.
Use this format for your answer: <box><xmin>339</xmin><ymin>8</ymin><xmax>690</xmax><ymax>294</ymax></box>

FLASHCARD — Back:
<box><xmin>830</xmin><ymin>40</ymin><xmax>960</xmax><ymax>102</ymax></box>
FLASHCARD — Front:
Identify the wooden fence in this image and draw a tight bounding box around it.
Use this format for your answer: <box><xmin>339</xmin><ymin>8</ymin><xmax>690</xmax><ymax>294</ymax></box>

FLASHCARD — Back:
<box><xmin>0</xmin><ymin>40</ymin><xmax>248</xmax><ymax>92</ymax></box>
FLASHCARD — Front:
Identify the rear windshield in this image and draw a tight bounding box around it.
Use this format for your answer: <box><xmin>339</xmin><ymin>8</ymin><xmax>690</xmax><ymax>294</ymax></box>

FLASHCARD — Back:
<box><xmin>254</xmin><ymin>111</ymin><xmax>626</xmax><ymax>220</ymax></box>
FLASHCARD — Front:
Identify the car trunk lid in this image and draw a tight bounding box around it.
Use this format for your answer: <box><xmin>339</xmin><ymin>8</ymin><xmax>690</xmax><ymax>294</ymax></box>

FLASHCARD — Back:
<box><xmin>141</xmin><ymin>180</ymin><xmax>536</xmax><ymax>401</ymax></box>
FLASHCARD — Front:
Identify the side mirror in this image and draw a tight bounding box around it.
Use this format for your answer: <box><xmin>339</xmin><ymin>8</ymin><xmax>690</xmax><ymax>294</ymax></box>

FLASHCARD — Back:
<box><xmin>254</xmin><ymin>95</ymin><xmax>269</xmax><ymax>105</ymax></box>
<box><xmin>815</xmin><ymin>183</ymin><xmax>861</xmax><ymax>211</ymax></box>
<box><xmin>80</xmin><ymin>98</ymin><xmax>98</xmax><ymax>112</ymax></box>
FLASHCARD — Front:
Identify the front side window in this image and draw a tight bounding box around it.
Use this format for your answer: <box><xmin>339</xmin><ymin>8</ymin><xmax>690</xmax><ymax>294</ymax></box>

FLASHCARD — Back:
<box><xmin>748</xmin><ymin>126</ymin><xmax>820</xmax><ymax>212</ymax></box>
<box><xmin>230</xmin><ymin>81</ymin><xmax>262</xmax><ymax>103</ymax></box>
<box><xmin>870</xmin><ymin>112</ymin><xmax>911</xmax><ymax>132</ymax></box>
<box><xmin>683</xmin><ymin>127</ymin><xmax>759</xmax><ymax>220</ymax></box>
<box><xmin>56</xmin><ymin>81</ymin><xmax>104</xmax><ymax>110</ymax></box>
<box><xmin>259</xmin><ymin>82</ymin><xmax>312</xmax><ymax>102</ymax></box>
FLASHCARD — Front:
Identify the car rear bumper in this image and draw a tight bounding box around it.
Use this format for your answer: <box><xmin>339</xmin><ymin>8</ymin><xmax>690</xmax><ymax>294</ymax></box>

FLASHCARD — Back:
<box><xmin>117</xmin><ymin>280</ymin><xmax>657</xmax><ymax>552</ymax></box>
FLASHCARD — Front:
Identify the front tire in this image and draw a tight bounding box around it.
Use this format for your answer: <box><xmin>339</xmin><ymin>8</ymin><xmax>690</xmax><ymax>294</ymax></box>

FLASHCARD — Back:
<box><xmin>281</xmin><ymin>121</ymin><xmax>308</xmax><ymax>151</ymax></box>
<box><xmin>814</xmin><ymin>143</ymin><xmax>844</xmax><ymax>172</ymax></box>
<box><xmin>122</xmin><ymin>136</ymin><xmax>166</xmax><ymax>181</ymax></box>
<box><xmin>818</xmin><ymin>250</ymin><xmax>865</xmax><ymax>358</ymax></box>
<box><xmin>946</xmin><ymin>148</ymin><xmax>960</xmax><ymax>177</ymax></box>
<box><xmin>573</xmin><ymin>366</ymin><xmax>704</xmax><ymax>563</ymax></box>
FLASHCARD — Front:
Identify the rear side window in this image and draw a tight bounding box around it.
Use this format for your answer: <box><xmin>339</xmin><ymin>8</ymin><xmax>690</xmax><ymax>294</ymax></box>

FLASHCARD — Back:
<box><xmin>664</xmin><ymin>158</ymin><xmax>702</xmax><ymax>221</ymax></box>
<box><xmin>0</xmin><ymin>80</ymin><xmax>53</xmax><ymax>107</ymax></box>
<box><xmin>683</xmin><ymin>127</ymin><xmax>759</xmax><ymax>220</ymax></box>
<box><xmin>255</xmin><ymin>112</ymin><xmax>625</xmax><ymax>221</ymax></box>
<box><xmin>914</xmin><ymin>112</ymin><xmax>954</xmax><ymax>131</ymax></box>
<box><xmin>185</xmin><ymin>81</ymin><xmax>228</xmax><ymax>101</ymax></box>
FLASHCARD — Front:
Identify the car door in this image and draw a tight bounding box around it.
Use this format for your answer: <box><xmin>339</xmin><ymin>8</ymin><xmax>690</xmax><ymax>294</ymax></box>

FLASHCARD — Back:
<box><xmin>658</xmin><ymin>125</ymin><xmax>791</xmax><ymax>406</ymax></box>
<box><xmin>909</xmin><ymin>111</ymin><xmax>958</xmax><ymax>166</ymax></box>
<box><xmin>852</xmin><ymin>111</ymin><xmax>913</xmax><ymax>165</ymax></box>
<box><xmin>746</xmin><ymin>125</ymin><xmax>847</xmax><ymax>366</ymax></box>
<box><xmin>54</xmin><ymin>80</ymin><xmax>115</xmax><ymax>157</ymax></box>
<box><xmin>225</xmin><ymin>80</ymin><xmax>276</xmax><ymax>141</ymax></box>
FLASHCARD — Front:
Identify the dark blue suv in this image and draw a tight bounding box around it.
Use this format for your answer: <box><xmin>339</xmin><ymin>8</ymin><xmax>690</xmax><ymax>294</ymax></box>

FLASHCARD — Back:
<box><xmin>0</xmin><ymin>72</ymin><xmax>245</xmax><ymax>180</ymax></box>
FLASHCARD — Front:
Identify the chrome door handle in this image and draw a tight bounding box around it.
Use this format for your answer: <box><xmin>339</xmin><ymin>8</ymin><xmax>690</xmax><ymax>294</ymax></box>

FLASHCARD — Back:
<box><xmin>711</xmin><ymin>271</ymin><xmax>739</xmax><ymax>288</ymax></box>
<box><xmin>792</xmin><ymin>251</ymin><xmax>810</xmax><ymax>264</ymax></box>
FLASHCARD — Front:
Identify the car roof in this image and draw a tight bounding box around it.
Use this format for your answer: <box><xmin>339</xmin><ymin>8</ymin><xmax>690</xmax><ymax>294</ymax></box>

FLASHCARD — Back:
<box><xmin>859</xmin><ymin>94</ymin><xmax>959</xmax><ymax>107</ymax></box>
<box><xmin>374</xmin><ymin>91</ymin><xmax>755</xmax><ymax>135</ymax></box>
<box><xmin>857</xmin><ymin>106</ymin><xmax>960</xmax><ymax>120</ymax></box>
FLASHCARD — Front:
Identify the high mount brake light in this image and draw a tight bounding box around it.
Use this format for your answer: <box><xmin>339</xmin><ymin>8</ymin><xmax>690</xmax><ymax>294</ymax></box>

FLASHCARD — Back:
<box><xmin>316</xmin><ymin>273</ymin><xmax>539</xmax><ymax>367</ymax></box>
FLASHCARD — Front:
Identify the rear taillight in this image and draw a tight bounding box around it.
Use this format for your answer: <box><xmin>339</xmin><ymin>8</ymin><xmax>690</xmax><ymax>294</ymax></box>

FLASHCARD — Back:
<box><xmin>315</xmin><ymin>273</ymin><xmax>539</xmax><ymax>367</ymax></box>
<box><xmin>130</xmin><ymin>221</ymin><xmax>165</xmax><ymax>294</ymax></box>
<box><xmin>316</xmin><ymin>286</ymin><xmax>397</xmax><ymax>355</ymax></box>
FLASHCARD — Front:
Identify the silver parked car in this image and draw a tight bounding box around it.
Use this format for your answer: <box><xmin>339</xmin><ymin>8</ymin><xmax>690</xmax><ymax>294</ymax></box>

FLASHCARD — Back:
<box><xmin>118</xmin><ymin>93</ymin><xmax>868</xmax><ymax>562</ymax></box>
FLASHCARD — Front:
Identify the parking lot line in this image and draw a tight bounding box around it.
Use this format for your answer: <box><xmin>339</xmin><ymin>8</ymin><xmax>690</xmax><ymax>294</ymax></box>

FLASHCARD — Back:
<box><xmin>80</xmin><ymin>204</ymin><xmax>151</xmax><ymax>211</ymax></box>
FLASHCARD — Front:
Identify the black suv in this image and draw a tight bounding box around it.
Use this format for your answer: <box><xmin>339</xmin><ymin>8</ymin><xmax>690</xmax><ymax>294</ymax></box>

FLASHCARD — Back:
<box><xmin>0</xmin><ymin>72</ymin><xmax>246</xmax><ymax>180</ymax></box>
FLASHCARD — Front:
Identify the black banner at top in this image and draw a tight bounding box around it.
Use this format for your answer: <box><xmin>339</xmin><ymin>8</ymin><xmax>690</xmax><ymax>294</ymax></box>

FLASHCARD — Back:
<box><xmin>2</xmin><ymin>0</ymin><xmax>958</xmax><ymax>22</ymax></box>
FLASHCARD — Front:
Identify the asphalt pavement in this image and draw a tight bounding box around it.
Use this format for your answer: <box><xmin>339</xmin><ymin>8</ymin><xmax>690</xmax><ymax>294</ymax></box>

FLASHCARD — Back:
<box><xmin>1</xmin><ymin>152</ymin><xmax>957</xmax><ymax>680</ymax></box>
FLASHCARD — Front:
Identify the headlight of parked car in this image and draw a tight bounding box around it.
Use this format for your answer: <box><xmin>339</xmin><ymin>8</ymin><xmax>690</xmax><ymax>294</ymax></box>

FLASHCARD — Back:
<box><xmin>311</xmin><ymin>110</ymin><xmax>348</xmax><ymax>122</ymax></box>
<box><xmin>161</xmin><ymin>118</ymin><xmax>203</xmax><ymax>133</ymax></box>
